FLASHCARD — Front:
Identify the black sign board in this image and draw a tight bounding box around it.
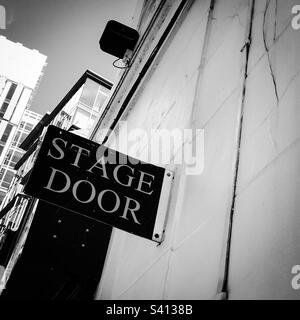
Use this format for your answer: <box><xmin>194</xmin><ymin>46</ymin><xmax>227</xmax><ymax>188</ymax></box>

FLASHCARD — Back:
<box><xmin>24</xmin><ymin>126</ymin><xmax>173</xmax><ymax>243</ymax></box>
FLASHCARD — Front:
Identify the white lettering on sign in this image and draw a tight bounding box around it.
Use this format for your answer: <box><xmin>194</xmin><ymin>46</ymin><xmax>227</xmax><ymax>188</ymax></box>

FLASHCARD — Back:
<box><xmin>47</xmin><ymin>138</ymin><xmax>67</xmax><ymax>160</ymax></box>
<box><xmin>0</xmin><ymin>6</ymin><xmax>5</xmax><ymax>30</ymax></box>
<box><xmin>98</xmin><ymin>189</ymin><xmax>120</xmax><ymax>213</ymax></box>
<box><xmin>121</xmin><ymin>196</ymin><xmax>141</xmax><ymax>224</ymax></box>
<box><xmin>70</xmin><ymin>144</ymin><xmax>90</xmax><ymax>167</ymax></box>
<box><xmin>25</xmin><ymin>126</ymin><xmax>175</xmax><ymax>242</ymax></box>
<box><xmin>87</xmin><ymin>157</ymin><xmax>109</xmax><ymax>179</ymax></box>
<box><xmin>136</xmin><ymin>171</ymin><xmax>155</xmax><ymax>195</ymax></box>
<box><xmin>72</xmin><ymin>180</ymin><xmax>96</xmax><ymax>204</ymax></box>
<box><xmin>43</xmin><ymin>167</ymin><xmax>143</xmax><ymax>225</ymax></box>
<box><xmin>43</xmin><ymin>138</ymin><xmax>158</xmax><ymax>225</ymax></box>
<box><xmin>44</xmin><ymin>167</ymin><xmax>70</xmax><ymax>193</ymax></box>
<box><xmin>291</xmin><ymin>265</ymin><xmax>300</xmax><ymax>290</ymax></box>
<box><xmin>46</xmin><ymin>137</ymin><xmax>156</xmax><ymax>196</ymax></box>
<box><xmin>292</xmin><ymin>5</ymin><xmax>300</xmax><ymax>30</ymax></box>
<box><xmin>113</xmin><ymin>164</ymin><xmax>135</xmax><ymax>187</ymax></box>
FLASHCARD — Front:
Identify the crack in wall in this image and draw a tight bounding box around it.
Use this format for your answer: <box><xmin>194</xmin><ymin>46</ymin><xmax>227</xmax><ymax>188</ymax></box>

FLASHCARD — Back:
<box><xmin>227</xmin><ymin>12</ymin><xmax>245</xmax><ymax>28</ymax></box>
<box><xmin>262</xmin><ymin>0</ymin><xmax>279</xmax><ymax>103</ymax></box>
<box><xmin>243</xmin><ymin>69</ymin><xmax>300</xmax><ymax>144</ymax></box>
<box><xmin>274</xmin><ymin>0</ymin><xmax>277</xmax><ymax>41</ymax></box>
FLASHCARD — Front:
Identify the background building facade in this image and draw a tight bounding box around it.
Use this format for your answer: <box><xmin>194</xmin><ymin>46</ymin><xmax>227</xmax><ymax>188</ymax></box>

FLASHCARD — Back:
<box><xmin>0</xmin><ymin>36</ymin><xmax>46</xmax><ymax>204</ymax></box>
<box><xmin>53</xmin><ymin>76</ymin><xmax>111</xmax><ymax>137</ymax></box>
<box><xmin>1</xmin><ymin>70</ymin><xmax>112</xmax><ymax>209</ymax></box>
<box><xmin>0</xmin><ymin>110</ymin><xmax>41</xmax><ymax>204</ymax></box>
<box><xmin>0</xmin><ymin>70</ymin><xmax>113</xmax><ymax>298</ymax></box>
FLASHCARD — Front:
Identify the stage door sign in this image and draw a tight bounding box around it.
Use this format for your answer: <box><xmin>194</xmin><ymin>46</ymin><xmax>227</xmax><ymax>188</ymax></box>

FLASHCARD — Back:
<box><xmin>24</xmin><ymin>126</ymin><xmax>173</xmax><ymax>243</ymax></box>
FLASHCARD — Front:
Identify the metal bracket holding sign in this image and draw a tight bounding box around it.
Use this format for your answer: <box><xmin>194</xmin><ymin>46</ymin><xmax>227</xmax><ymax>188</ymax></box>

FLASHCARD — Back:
<box><xmin>152</xmin><ymin>169</ymin><xmax>173</xmax><ymax>243</ymax></box>
<box><xmin>24</xmin><ymin>126</ymin><xmax>173</xmax><ymax>244</ymax></box>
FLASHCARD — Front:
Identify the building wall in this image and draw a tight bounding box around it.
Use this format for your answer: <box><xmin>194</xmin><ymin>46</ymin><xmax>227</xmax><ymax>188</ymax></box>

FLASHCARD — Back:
<box><xmin>96</xmin><ymin>0</ymin><xmax>248</xmax><ymax>300</ymax></box>
<box><xmin>0</xmin><ymin>109</ymin><xmax>42</xmax><ymax>205</ymax></box>
<box><xmin>95</xmin><ymin>0</ymin><xmax>300</xmax><ymax>300</ymax></box>
<box><xmin>229</xmin><ymin>0</ymin><xmax>300</xmax><ymax>299</ymax></box>
<box><xmin>0</xmin><ymin>36</ymin><xmax>46</xmax><ymax>206</ymax></box>
<box><xmin>0</xmin><ymin>36</ymin><xmax>47</xmax><ymax>90</ymax></box>
<box><xmin>53</xmin><ymin>77</ymin><xmax>110</xmax><ymax>138</ymax></box>
<box><xmin>0</xmin><ymin>83</ymin><xmax>33</xmax><ymax>162</ymax></box>
<box><xmin>0</xmin><ymin>72</ymin><xmax>112</xmax><ymax>292</ymax></box>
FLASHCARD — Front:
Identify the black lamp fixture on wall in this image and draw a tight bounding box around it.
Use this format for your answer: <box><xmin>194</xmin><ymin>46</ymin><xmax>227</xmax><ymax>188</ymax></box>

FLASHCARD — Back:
<box><xmin>99</xmin><ymin>20</ymin><xmax>139</xmax><ymax>68</ymax></box>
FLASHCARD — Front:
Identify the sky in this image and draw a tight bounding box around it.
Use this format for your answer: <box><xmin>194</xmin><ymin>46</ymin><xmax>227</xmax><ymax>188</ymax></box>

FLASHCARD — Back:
<box><xmin>0</xmin><ymin>0</ymin><xmax>138</xmax><ymax>114</ymax></box>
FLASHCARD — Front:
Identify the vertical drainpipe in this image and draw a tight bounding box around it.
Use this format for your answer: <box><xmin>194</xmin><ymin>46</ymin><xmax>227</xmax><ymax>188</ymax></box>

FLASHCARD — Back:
<box><xmin>216</xmin><ymin>0</ymin><xmax>255</xmax><ymax>300</ymax></box>
<box><xmin>190</xmin><ymin>0</ymin><xmax>216</xmax><ymax>127</ymax></box>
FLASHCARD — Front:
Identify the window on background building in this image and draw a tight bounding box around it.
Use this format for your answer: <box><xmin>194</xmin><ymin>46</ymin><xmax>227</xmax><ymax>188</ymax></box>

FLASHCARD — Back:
<box><xmin>72</xmin><ymin>113</ymin><xmax>98</xmax><ymax>134</ymax></box>
<box><xmin>0</xmin><ymin>192</ymin><xmax>5</xmax><ymax>204</ymax></box>
<box><xmin>5</xmin><ymin>83</ymin><xmax>17</xmax><ymax>101</ymax></box>
<box><xmin>79</xmin><ymin>79</ymin><xmax>99</xmax><ymax>108</ymax></box>
<box><xmin>60</xmin><ymin>111</ymin><xmax>71</xmax><ymax>120</ymax></box>
<box><xmin>72</xmin><ymin>108</ymin><xmax>91</xmax><ymax>130</ymax></box>
<box><xmin>94</xmin><ymin>88</ymin><xmax>109</xmax><ymax>112</ymax></box>
<box><xmin>3</xmin><ymin>150</ymin><xmax>12</xmax><ymax>166</ymax></box>
<box><xmin>0</xmin><ymin>101</ymin><xmax>9</xmax><ymax>118</ymax></box>
<box><xmin>2</xmin><ymin>170</ymin><xmax>14</xmax><ymax>189</ymax></box>
<box><xmin>88</xmin><ymin>115</ymin><xmax>97</xmax><ymax>128</ymax></box>
<box><xmin>0</xmin><ymin>77</ymin><xmax>6</xmax><ymax>95</ymax></box>
<box><xmin>56</xmin><ymin>111</ymin><xmax>72</xmax><ymax>130</ymax></box>
<box><xmin>1</xmin><ymin>124</ymin><xmax>13</xmax><ymax>143</ymax></box>
<box><xmin>12</xmin><ymin>131</ymin><xmax>27</xmax><ymax>147</ymax></box>
<box><xmin>10</xmin><ymin>152</ymin><xmax>23</xmax><ymax>168</ymax></box>
<box><xmin>0</xmin><ymin>83</ymin><xmax>17</xmax><ymax>119</ymax></box>
<box><xmin>24</xmin><ymin>123</ymin><xmax>33</xmax><ymax>132</ymax></box>
<box><xmin>12</xmin><ymin>131</ymin><xmax>20</xmax><ymax>146</ymax></box>
<box><xmin>56</xmin><ymin>121</ymin><xmax>62</xmax><ymax>128</ymax></box>
<box><xmin>3</xmin><ymin>149</ymin><xmax>23</xmax><ymax>168</ymax></box>
<box><xmin>0</xmin><ymin>168</ymin><xmax>5</xmax><ymax>180</ymax></box>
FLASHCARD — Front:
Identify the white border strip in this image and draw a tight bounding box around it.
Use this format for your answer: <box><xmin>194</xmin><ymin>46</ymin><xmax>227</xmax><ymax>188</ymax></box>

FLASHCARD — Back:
<box><xmin>152</xmin><ymin>169</ymin><xmax>174</xmax><ymax>243</ymax></box>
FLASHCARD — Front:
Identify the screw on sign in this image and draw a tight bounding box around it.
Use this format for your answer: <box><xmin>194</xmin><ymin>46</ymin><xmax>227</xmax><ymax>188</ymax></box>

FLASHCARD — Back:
<box><xmin>292</xmin><ymin>5</ymin><xmax>300</xmax><ymax>30</ymax></box>
<box><xmin>0</xmin><ymin>5</ymin><xmax>5</xmax><ymax>30</ymax></box>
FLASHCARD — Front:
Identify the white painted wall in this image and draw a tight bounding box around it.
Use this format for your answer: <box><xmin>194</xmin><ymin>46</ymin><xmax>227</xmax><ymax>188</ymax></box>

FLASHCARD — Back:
<box><xmin>96</xmin><ymin>0</ymin><xmax>300</xmax><ymax>300</ymax></box>
<box><xmin>228</xmin><ymin>0</ymin><xmax>300</xmax><ymax>300</ymax></box>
